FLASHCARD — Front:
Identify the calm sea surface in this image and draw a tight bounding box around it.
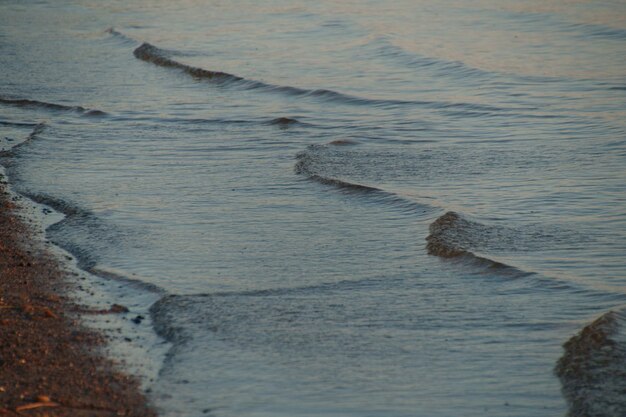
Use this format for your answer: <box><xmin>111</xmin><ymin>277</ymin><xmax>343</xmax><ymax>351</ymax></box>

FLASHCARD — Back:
<box><xmin>1</xmin><ymin>1</ymin><xmax>626</xmax><ymax>416</ymax></box>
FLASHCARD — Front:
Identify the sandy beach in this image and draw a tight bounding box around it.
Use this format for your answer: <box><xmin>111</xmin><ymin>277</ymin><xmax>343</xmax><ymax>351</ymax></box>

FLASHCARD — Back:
<box><xmin>0</xmin><ymin>178</ymin><xmax>155</xmax><ymax>416</ymax></box>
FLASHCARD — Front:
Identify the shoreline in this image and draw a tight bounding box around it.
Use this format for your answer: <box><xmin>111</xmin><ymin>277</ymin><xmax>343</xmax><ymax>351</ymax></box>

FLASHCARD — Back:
<box><xmin>0</xmin><ymin>176</ymin><xmax>156</xmax><ymax>416</ymax></box>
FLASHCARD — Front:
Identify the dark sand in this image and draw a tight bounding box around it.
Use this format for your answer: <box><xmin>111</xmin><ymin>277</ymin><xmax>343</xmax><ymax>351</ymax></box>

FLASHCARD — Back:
<box><xmin>0</xmin><ymin>180</ymin><xmax>156</xmax><ymax>416</ymax></box>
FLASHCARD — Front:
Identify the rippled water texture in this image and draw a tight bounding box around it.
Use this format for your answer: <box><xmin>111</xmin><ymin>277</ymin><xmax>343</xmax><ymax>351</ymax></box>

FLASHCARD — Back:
<box><xmin>1</xmin><ymin>0</ymin><xmax>625</xmax><ymax>416</ymax></box>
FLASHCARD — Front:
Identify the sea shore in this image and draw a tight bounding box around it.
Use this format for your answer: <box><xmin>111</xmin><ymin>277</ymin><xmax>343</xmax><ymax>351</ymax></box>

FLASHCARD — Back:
<box><xmin>0</xmin><ymin>176</ymin><xmax>155</xmax><ymax>416</ymax></box>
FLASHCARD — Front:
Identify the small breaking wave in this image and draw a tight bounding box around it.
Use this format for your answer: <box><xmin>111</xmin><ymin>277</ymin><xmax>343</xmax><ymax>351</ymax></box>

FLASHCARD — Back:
<box><xmin>426</xmin><ymin>210</ymin><xmax>582</xmax><ymax>254</ymax></box>
<box><xmin>149</xmin><ymin>272</ymin><xmax>408</xmax><ymax>346</ymax></box>
<box><xmin>555</xmin><ymin>309</ymin><xmax>626</xmax><ymax>417</ymax></box>
<box><xmin>295</xmin><ymin>144</ymin><xmax>435</xmax><ymax>215</ymax></box>
<box><xmin>296</xmin><ymin>149</ymin><xmax>394</xmax><ymax>194</ymax></box>
<box><xmin>133</xmin><ymin>43</ymin><xmax>245</xmax><ymax>84</ymax></box>
<box><xmin>328</xmin><ymin>139</ymin><xmax>360</xmax><ymax>146</ymax></box>
<box><xmin>133</xmin><ymin>42</ymin><xmax>408</xmax><ymax>105</ymax></box>
<box><xmin>426</xmin><ymin>211</ymin><xmax>532</xmax><ymax>276</ymax></box>
<box><xmin>303</xmin><ymin>174</ymin><xmax>381</xmax><ymax>194</ymax></box>
<box><xmin>0</xmin><ymin>96</ymin><xmax>106</xmax><ymax>116</ymax></box>
<box><xmin>266</xmin><ymin>117</ymin><xmax>301</xmax><ymax>128</ymax></box>
<box><xmin>132</xmin><ymin>41</ymin><xmax>514</xmax><ymax>113</ymax></box>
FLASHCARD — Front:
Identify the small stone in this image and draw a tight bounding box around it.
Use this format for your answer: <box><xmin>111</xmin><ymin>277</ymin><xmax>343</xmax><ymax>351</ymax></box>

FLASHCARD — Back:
<box><xmin>43</xmin><ymin>308</ymin><xmax>58</xmax><ymax>319</ymax></box>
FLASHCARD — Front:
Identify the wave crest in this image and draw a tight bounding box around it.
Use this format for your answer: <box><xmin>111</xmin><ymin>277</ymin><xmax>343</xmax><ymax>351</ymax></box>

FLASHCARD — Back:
<box><xmin>133</xmin><ymin>43</ymin><xmax>243</xmax><ymax>84</ymax></box>
<box><xmin>426</xmin><ymin>211</ymin><xmax>532</xmax><ymax>275</ymax></box>
<box><xmin>131</xmin><ymin>40</ymin><xmax>514</xmax><ymax>113</ymax></box>
<box><xmin>295</xmin><ymin>149</ymin><xmax>382</xmax><ymax>194</ymax></box>
<box><xmin>0</xmin><ymin>96</ymin><xmax>106</xmax><ymax>116</ymax></box>
<box><xmin>266</xmin><ymin>117</ymin><xmax>301</xmax><ymax>128</ymax></box>
<box><xmin>555</xmin><ymin>310</ymin><xmax>626</xmax><ymax>417</ymax></box>
<box><xmin>295</xmin><ymin>144</ymin><xmax>436</xmax><ymax>216</ymax></box>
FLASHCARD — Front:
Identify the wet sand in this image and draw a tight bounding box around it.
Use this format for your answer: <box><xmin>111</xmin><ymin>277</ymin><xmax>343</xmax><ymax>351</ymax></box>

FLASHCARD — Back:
<box><xmin>0</xmin><ymin>180</ymin><xmax>155</xmax><ymax>416</ymax></box>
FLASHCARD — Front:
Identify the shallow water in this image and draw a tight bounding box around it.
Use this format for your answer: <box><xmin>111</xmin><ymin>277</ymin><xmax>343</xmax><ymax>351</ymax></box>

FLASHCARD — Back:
<box><xmin>1</xmin><ymin>1</ymin><xmax>625</xmax><ymax>416</ymax></box>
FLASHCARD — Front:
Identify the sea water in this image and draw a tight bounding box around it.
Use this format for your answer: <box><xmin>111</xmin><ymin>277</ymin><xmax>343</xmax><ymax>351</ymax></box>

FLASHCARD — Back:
<box><xmin>1</xmin><ymin>1</ymin><xmax>625</xmax><ymax>416</ymax></box>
